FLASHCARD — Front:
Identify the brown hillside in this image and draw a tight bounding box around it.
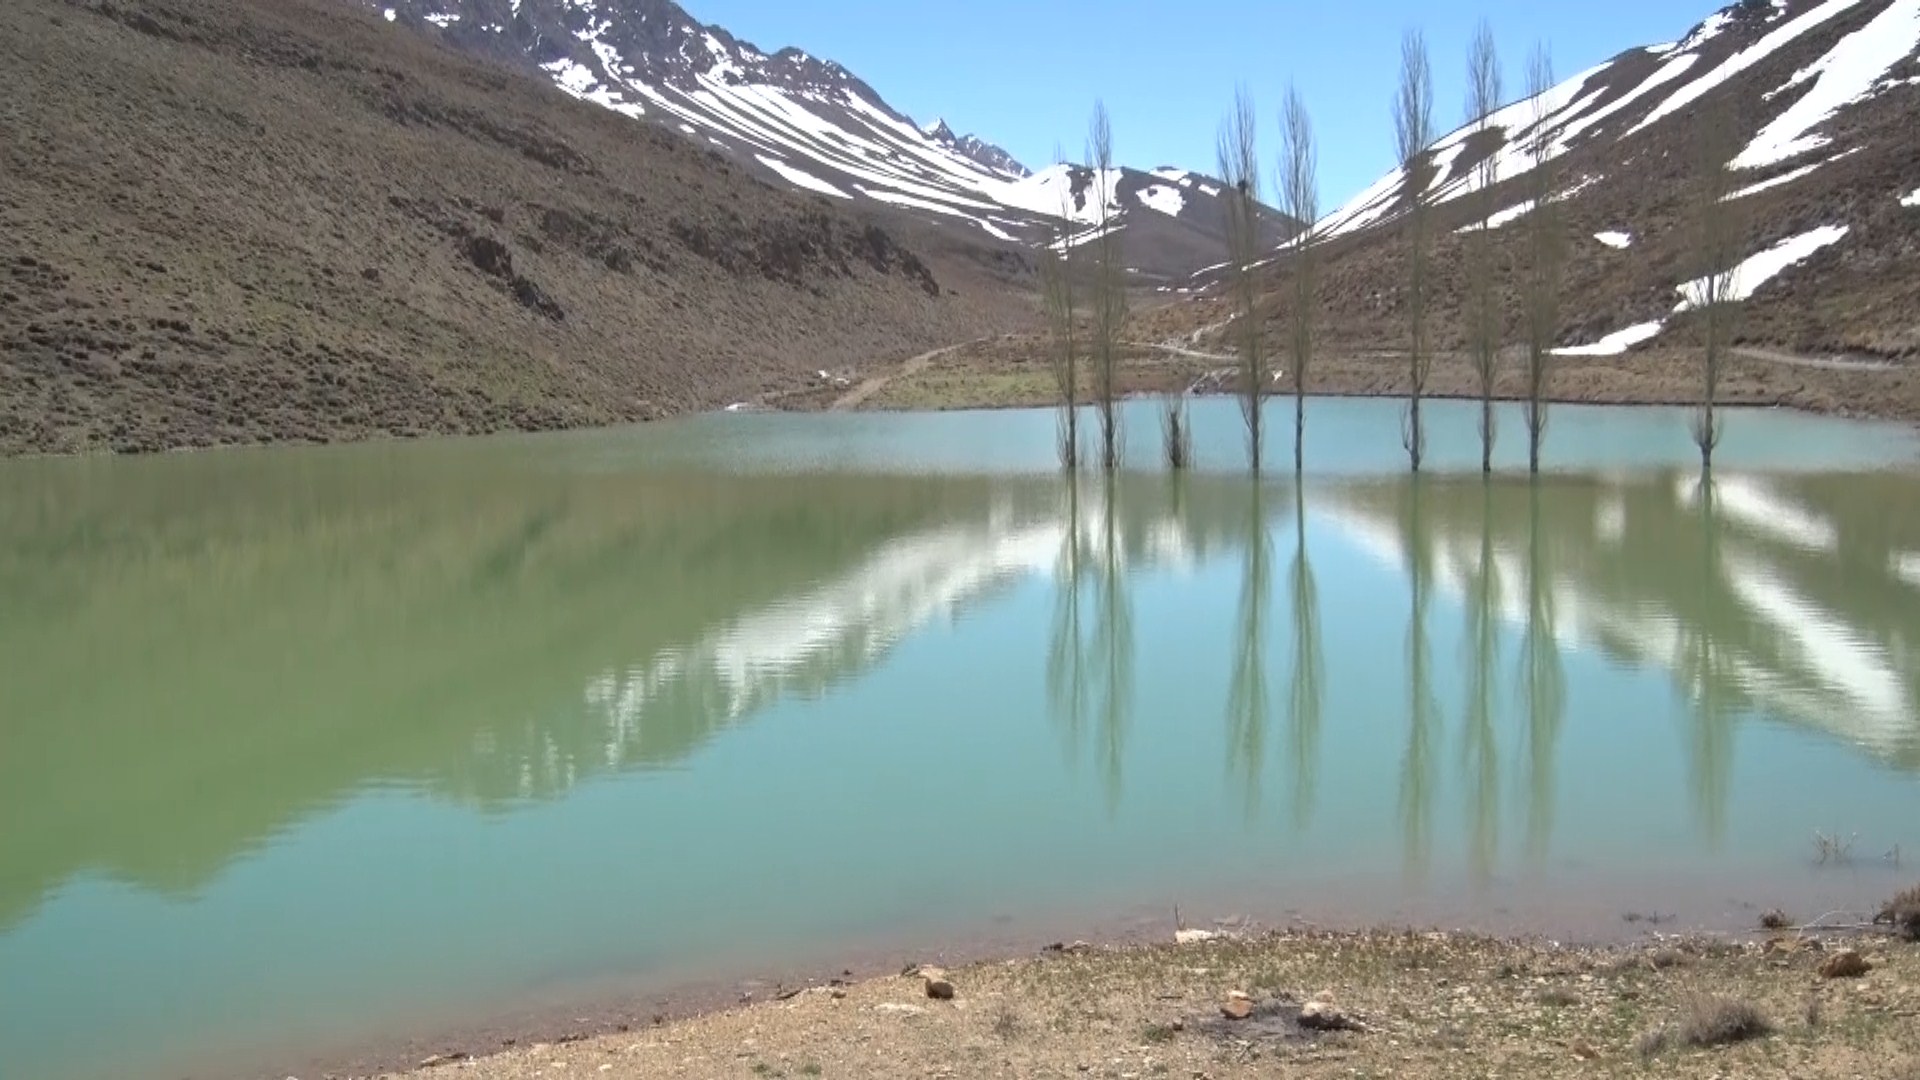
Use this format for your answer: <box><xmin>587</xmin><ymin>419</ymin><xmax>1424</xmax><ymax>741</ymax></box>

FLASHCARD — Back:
<box><xmin>0</xmin><ymin>0</ymin><xmax>1035</xmax><ymax>454</ymax></box>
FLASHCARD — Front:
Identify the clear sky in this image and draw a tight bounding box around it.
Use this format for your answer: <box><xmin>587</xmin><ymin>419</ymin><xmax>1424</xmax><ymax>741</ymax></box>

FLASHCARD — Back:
<box><xmin>687</xmin><ymin>0</ymin><xmax>1712</xmax><ymax>207</ymax></box>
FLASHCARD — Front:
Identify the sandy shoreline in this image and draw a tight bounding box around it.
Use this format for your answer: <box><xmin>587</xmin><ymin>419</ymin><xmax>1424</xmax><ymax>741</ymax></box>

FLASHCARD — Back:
<box><xmin>353</xmin><ymin>919</ymin><xmax>1917</xmax><ymax>1080</ymax></box>
<box><xmin>222</xmin><ymin>872</ymin><xmax>1919</xmax><ymax>1080</ymax></box>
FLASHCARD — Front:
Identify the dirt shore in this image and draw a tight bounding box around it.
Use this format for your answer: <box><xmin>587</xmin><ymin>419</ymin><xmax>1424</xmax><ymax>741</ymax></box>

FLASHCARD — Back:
<box><xmin>763</xmin><ymin>333</ymin><xmax>1920</xmax><ymax>425</ymax></box>
<box><xmin>375</xmin><ymin>923</ymin><xmax>1919</xmax><ymax>1080</ymax></box>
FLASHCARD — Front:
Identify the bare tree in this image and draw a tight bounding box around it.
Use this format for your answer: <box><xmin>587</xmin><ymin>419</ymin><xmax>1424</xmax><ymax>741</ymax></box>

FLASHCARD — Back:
<box><xmin>1088</xmin><ymin>101</ymin><xmax>1127</xmax><ymax>472</ymax></box>
<box><xmin>1521</xmin><ymin>42</ymin><xmax>1560</xmax><ymax>474</ymax></box>
<box><xmin>1217</xmin><ymin>85</ymin><xmax>1265</xmax><ymax>472</ymax></box>
<box><xmin>1393</xmin><ymin>28</ymin><xmax>1435</xmax><ymax>472</ymax></box>
<box><xmin>1465</xmin><ymin>21</ymin><xmax>1504</xmax><ymax>474</ymax></box>
<box><xmin>1690</xmin><ymin>96</ymin><xmax>1742</xmax><ymax>473</ymax></box>
<box><xmin>1279</xmin><ymin>82</ymin><xmax>1319</xmax><ymax>475</ymax></box>
<box><xmin>1041</xmin><ymin>145</ymin><xmax>1081</xmax><ymax>470</ymax></box>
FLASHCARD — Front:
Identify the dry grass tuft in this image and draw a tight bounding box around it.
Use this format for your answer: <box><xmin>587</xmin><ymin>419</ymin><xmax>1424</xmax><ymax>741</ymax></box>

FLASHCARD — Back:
<box><xmin>1534</xmin><ymin>986</ymin><xmax>1579</xmax><ymax>1008</ymax></box>
<box><xmin>1677</xmin><ymin>996</ymin><xmax>1772</xmax><ymax>1049</ymax></box>
<box><xmin>1637</xmin><ymin>996</ymin><xmax>1772</xmax><ymax>1059</ymax></box>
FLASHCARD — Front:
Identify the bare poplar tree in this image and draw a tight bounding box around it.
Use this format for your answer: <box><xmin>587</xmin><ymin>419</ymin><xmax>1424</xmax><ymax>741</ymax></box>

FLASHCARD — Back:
<box><xmin>1088</xmin><ymin>101</ymin><xmax>1126</xmax><ymax>472</ymax></box>
<box><xmin>1465</xmin><ymin>20</ymin><xmax>1503</xmax><ymax>474</ymax></box>
<box><xmin>1691</xmin><ymin>96</ymin><xmax>1742</xmax><ymax>473</ymax></box>
<box><xmin>1521</xmin><ymin>42</ymin><xmax>1560</xmax><ymax>474</ymax></box>
<box><xmin>1041</xmin><ymin>145</ymin><xmax>1081</xmax><ymax>470</ymax></box>
<box><xmin>1393</xmin><ymin>28</ymin><xmax>1435</xmax><ymax>472</ymax></box>
<box><xmin>1216</xmin><ymin>86</ymin><xmax>1265</xmax><ymax>472</ymax></box>
<box><xmin>1279</xmin><ymin>81</ymin><xmax>1319</xmax><ymax>475</ymax></box>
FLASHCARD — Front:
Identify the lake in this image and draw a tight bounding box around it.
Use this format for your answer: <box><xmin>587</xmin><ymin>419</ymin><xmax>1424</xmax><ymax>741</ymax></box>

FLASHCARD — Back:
<box><xmin>3</xmin><ymin>397</ymin><xmax>1919</xmax><ymax>1080</ymax></box>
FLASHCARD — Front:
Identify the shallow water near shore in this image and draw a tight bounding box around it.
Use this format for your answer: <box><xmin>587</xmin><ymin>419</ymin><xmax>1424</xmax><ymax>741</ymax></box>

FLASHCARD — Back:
<box><xmin>3</xmin><ymin>398</ymin><xmax>1919</xmax><ymax>1080</ymax></box>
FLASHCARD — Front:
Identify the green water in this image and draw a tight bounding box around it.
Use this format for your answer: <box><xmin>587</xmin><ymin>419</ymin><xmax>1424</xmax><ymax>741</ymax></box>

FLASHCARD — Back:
<box><xmin>3</xmin><ymin>398</ymin><xmax>1919</xmax><ymax>1079</ymax></box>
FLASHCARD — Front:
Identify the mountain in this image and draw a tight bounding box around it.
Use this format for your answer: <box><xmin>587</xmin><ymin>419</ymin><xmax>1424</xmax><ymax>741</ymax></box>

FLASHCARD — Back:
<box><xmin>1168</xmin><ymin>0</ymin><xmax>1920</xmax><ymax>385</ymax></box>
<box><xmin>363</xmin><ymin>0</ymin><xmax>1295</xmax><ymax>279</ymax></box>
<box><xmin>0</xmin><ymin>0</ymin><xmax>1036</xmax><ymax>454</ymax></box>
<box><xmin>922</xmin><ymin>118</ymin><xmax>1031</xmax><ymax>178</ymax></box>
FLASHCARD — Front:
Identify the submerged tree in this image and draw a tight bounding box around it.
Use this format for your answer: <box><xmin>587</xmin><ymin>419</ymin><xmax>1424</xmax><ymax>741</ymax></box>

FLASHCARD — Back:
<box><xmin>1217</xmin><ymin>85</ymin><xmax>1267</xmax><ymax>472</ymax></box>
<box><xmin>1690</xmin><ymin>96</ymin><xmax>1743</xmax><ymax>473</ymax></box>
<box><xmin>1279</xmin><ymin>82</ymin><xmax>1319</xmax><ymax>475</ymax></box>
<box><xmin>1465</xmin><ymin>21</ymin><xmax>1504</xmax><ymax>474</ymax></box>
<box><xmin>1393</xmin><ymin>28</ymin><xmax>1435</xmax><ymax>472</ymax></box>
<box><xmin>1042</xmin><ymin>146</ymin><xmax>1082</xmax><ymax>470</ymax></box>
<box><xmin>1088</xmin><ymin>101</ymin><xmax>1127</xmax><ymax>472</ymax></box>
<box><xmin>1521</xmin><ymin>42</ymin><xmax>1560</xmax><ymax>474</ymax></box>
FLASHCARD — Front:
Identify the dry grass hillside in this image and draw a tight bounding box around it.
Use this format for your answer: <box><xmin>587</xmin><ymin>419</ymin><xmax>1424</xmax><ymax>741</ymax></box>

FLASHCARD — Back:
<box><xmin>0</xmin><ymin>0</ymin><xmax>1035</xmax><ymax>454</ymax></box>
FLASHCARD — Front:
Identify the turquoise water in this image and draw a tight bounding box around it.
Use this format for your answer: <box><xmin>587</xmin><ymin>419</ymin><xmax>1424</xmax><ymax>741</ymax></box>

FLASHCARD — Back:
<box><xmin>2</xmin><ymin>398</ymin><xmax>1917</xmax><ymax>1079</ymax></box>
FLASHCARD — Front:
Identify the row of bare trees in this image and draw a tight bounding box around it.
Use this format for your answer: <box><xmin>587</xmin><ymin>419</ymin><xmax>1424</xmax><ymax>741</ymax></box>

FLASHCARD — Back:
<box><xmin>1045</xmin><ymin>23</ymin><xmax>1738</xmax><ymax>477</ymax></box>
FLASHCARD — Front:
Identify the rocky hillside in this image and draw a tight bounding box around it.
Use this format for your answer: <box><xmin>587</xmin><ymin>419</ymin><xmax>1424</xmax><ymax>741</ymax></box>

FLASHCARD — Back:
<box><xmin>360</xmin><ymin>0</ymin><xmax>1296</xmax><ymax>280</ymax></box>
<box><xmin>0</xmin><ymin>0</ymin><xmax>1034</xmax><ymax>454</ymax></box>
<box><xmin>1160</xmin><ymin>0</ymin><xmax>1920</xmax><ymax>382</ymax></box>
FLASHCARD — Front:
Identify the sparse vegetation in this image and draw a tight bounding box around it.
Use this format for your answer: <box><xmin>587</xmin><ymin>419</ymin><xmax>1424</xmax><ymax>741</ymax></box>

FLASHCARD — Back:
<box><xmin>1392</xmin><ymin>27</ymin><xmax>1435</xmax><ymax>472</ymax></box>
<box><xmin>1217</xmin><ymin>85</ymin><xmax>1267</xmax><ymax>471</ymax></box>
<box><xmin>1140</xmin><ymin>1022</ymin><xmax>1177</xmax><ymax>1045</ymax></box>
<box><xmin>1759</xmin><ymin>909</ymin><xmax>1792</xmax><ymax>931</ymax></box>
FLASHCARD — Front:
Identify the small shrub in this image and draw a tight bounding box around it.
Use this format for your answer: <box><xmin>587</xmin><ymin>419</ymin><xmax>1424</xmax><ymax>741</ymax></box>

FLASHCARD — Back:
<box><xmin>800</xmin><ymin>1065</ymin><xmax>822</xmax><ymax>1078</ymax></box>
<box><xmin>1648</xmin><ymin>948</ymin><xmax>1689</xmax><ymax>970</ymax></box>
<box><xmin>1535</xmin><ymin>986</ymin><xmax>1579</xmax><ymax>1008</ymax></box>
<box><xmin>1677</xmin><ymin>996</ymin><xmax>1772</xmax><ymax>1049</ymax></box>
<box><xmin>1803</xmin><ymin>994</ymin><xmax>1822</xmax><ymax>1028</ymax></box>
<box><xmin>1634</xmin><ymin>1026</ymin><xmax>1672</xmax><ymax>1059</ymax></box>
<box><xmin>1141</xmin><ymin>1022</ymin><xmax>1177</xmax><ymax>1045</ymax></box>
<box><xmin>1759</xmin><ymin>909</ymin><xmax>1792</xmax><ymax>931</ymax></box>
<box><xmin>1880</xmin><ymin>883</ymin><xmax>1920</xmax><ymax>941</ymax></box>
<box><xmin>991</xmin><ymin>1005</ymin><xmax>1023</xmax><ymax>1041</ymax></box>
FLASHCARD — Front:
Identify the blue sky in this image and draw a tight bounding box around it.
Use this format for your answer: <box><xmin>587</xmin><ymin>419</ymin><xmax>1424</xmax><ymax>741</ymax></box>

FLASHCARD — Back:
<box><xmin>689</xmin><ymin>0</ymin><xmax>1713</xmax><ymax>207</ymax></box>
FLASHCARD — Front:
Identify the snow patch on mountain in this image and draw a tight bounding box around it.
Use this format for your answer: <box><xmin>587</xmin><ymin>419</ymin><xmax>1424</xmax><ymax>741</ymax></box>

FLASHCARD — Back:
<box><xmin>1731</xmin><ymin>0</ymin><xmax>1920</xmax><ymax>167</ymax></box>
<box><xmin>1554</xmin><ymin>320</ymin><xmax>1666</xmax><ymax>356</ymax></box>
<box><xmin>1630</xmin><ymin>0</ymin><xmax>1870</xmax><ymax>137</ymax></box>
<box><xmin>1675</xmin><ymin>224</ymin><xmax>1850</xmax><ymax>310</ymax></box>
<box><xmin>758</xmin><ymin>155</ymin><xmax>849</xmax><ymax>199</ymax></box>
<box><xmin>1136</xmin><ymin>184</ymin><xmax>1185</xmax><ymax>217</ymax></box>
<box><xmin>1723</xmin><ymin>157</ymin><xmax>1835</xmax><ymax>199</ymax></box>
<box><xmin>1903</xmin><ymin>187</ymin><xmax>1920</xmax><ymax>207</ymax></box>
<box><xmin>1595</xmin><ymin>230</ymin><xmax>1634</xmax><ymax>249</ymax></box>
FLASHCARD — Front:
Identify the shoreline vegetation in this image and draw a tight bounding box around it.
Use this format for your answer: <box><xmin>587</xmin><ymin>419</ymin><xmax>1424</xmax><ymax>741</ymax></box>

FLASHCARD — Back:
<box><xmin>353</xmin><ymin>897</ymin><xmax>1920</xmax><ymax>1080</ymax></box>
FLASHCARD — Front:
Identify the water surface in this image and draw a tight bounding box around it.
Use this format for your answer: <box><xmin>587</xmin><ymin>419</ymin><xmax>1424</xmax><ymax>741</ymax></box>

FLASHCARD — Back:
<box><xmin>2</xmin><ymin>399</ymin><xmax>1918</xmax><ymax>1080</ymax></box>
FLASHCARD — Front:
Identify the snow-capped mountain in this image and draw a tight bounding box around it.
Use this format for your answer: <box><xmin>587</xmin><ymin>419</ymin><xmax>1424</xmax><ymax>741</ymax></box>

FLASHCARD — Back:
<box><xmin>363</xmin><ymin>0</ymin><xmax>1293</xmax><ymax>278</ymax></box>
